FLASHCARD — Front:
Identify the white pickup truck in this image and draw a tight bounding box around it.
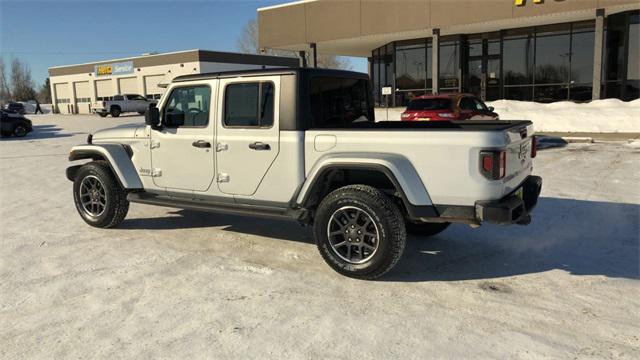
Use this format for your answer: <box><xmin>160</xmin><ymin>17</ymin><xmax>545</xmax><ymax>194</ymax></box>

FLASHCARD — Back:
<box><xmin>93</xmin><ymin>94</ymin><xmax>154</xmax><ymax>117</ymax></box>
<box><xmin>67</xmin><ymin>68</ymin><xmax>541</xmax><ymax>279</ymax></box>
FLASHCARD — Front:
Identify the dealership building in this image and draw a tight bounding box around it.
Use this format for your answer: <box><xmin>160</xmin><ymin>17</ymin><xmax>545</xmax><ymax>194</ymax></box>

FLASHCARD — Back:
<box><xmin>48</xmin><ymin>50</ymin><xmax>298</xmax><ymax>114</ymax></box>
<box><xmin>258</xmin><ymin>0</ymin><xmax>639</xmax><ymax>106</ymax></box>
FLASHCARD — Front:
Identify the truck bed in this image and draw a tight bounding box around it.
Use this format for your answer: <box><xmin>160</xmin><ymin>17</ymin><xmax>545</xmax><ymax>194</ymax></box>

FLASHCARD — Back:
<box><xmin>314</xmin><ymin>120</ymin><xmax>532</xmax><ymax>131</ymax></box>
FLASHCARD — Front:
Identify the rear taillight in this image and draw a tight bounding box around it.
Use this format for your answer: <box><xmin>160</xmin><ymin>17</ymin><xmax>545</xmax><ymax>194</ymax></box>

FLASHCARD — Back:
<box><xmin>102</xmin><ymin>101</ymin><xmax>106</xmax><ymax>107</ymax></box>
<box><xmin>480</xmin><ymin>150</ymin><xmax>506</xmax><ymax>180</ymax></box>
<box><xmin>531</xmin><ymin>136</ymin><xmax>537</xmax><ymax>158</ymax></box>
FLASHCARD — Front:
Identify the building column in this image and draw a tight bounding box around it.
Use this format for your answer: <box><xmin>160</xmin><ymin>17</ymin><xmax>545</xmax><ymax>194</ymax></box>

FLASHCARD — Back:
<box><xmin>298</xmin><ymin>51</ymin><xmax>307</xmax><ymax>68</ymax></box>
<box><xmin>432</xmin><ymin>28</ymin><xmax>440</xmax><ymax>94</ymax></box>
<box><xmin>309</xmin><ymin>43</ymin><xmax>318</xmax><ymax>68</ymax></box>
<box><xmin>592</xmin><ymin>8</ymin><xmax>605</xmax><ymax>100</ymax></box>
<box><xmin>50</xmin><ymin>82</ymin><xmax>57</xmax><ymax>113</ymax></box>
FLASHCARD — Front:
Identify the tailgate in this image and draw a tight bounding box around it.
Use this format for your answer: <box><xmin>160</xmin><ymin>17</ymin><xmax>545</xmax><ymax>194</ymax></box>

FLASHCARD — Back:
<box><xmin>503</xmin><ymin>123</ymin><xmax>535</xmax><ymax>192</ymax></box>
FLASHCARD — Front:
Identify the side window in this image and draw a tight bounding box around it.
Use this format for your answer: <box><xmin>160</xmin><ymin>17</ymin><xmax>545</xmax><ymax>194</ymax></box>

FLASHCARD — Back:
<box><xmin>126</xmin><ymin>94</ymin><xmax>146</xmax><ymax>101</ymax></box>
<box><xmin>459</xmin><ymin>97</ymin><xmax>476</xmax><ymax>111</ymax></box>
<box><xmin>163</xmin><ymin>85</ymin><xmax>211</xmax><ymax>128</ymax></box>
<box><xmin>224</xmin><ymin>82</ymin><xmax>274</xmax><ymax>127</ymax></box>
<box><xmin>113</xmin><ymin>95</ymin><xmax>124</xmax><ymax>101</ymax></box>
<box><xmin>473</xmin><ymin>98</ymin><xmax>487</xmax><ymax>111</ymax></box>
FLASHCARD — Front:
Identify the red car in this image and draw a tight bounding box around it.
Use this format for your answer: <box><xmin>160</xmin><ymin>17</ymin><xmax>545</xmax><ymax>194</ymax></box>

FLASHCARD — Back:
<box><xmin>400</xmin><ymin>94</ymin><xmax>499</xmax><ymax>121</ymax></box>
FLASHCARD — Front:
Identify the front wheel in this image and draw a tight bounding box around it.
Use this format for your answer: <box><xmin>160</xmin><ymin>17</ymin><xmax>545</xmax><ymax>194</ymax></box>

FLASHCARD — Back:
<box><xmin>13</xmin><ymin>125</ymin><xmax>28</xmax><ymax>137</ymax></box>
<box><xmin>314</xmin><ymin>185</ymin><xmax>406</xmax><ymax>279</ymax></box>
<box><xmin>73</xmin><ymin>161</ymin><xmax>129</xmax><ymax>228</ymax></box>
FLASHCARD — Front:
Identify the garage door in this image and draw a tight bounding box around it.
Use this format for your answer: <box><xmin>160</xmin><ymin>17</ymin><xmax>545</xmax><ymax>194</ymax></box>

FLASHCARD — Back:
<box><xmin>144</xmin><ymin>74</ymin><xmax>165</xmax><ymax>99</ymax></box>
<box><xmin>118</xmin><ymin>77</ymin><xmax>138</xmax><ymax>94</ymax></box>
<box><xmin>54</xmin><ymin>83</ymin><xmax>71</xmax><ymax>114</ymax></box>
<box><xmin>74</xmin><ymin>81</ymin><xmax>91</xmax><ymax>114</ymax></box>
<box><xmin>96</xmin><ymin>79</ymin><xmax>113</xmax><ymax>99</ymax></box>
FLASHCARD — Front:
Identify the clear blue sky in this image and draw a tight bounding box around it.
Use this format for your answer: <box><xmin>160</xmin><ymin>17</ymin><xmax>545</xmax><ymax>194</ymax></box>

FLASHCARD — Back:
<box><xmin>0</xmin><ymin>0</ymin><xmax>367</xmax><ymax>87</ymax></box>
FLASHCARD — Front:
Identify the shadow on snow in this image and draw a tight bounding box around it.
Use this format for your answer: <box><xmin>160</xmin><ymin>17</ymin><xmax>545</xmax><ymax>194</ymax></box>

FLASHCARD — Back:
<box><xmin>120</xmin><ymin>196</ymin><xmax>639</xmax><ymax>282</ymax></box>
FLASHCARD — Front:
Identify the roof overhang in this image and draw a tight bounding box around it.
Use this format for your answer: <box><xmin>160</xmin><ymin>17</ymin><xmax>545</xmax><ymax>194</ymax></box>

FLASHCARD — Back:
<box><xmin>258</xmin><ymin>0</ymin><xmax>640</xmax><ymax>57</ymax></box>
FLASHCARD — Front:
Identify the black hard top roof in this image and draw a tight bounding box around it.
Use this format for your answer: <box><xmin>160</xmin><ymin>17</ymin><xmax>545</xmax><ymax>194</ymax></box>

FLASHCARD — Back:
<box><xmin>172</xmin><ymin>67</ymin><xmax>369</xmax><ymax>83</ymax></box>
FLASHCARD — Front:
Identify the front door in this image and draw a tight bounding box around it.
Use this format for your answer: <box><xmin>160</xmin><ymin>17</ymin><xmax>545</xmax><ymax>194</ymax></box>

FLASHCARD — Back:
<box><xmin>150</xmin><ymin>83</ymin><xmax>216</xmax><ymax>192</ymax></box>
<box><xmin>216</xmin><ymin>76</ymin><xmax>280</xmax><ymax>196</ymax></box>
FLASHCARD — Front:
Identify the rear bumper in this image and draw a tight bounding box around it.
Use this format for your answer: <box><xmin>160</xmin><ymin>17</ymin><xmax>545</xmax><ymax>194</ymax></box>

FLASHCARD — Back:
<box><xmin>475</xmin><ymin>175</ymin><xmax>542</xmax><ymax>225</ymax></box>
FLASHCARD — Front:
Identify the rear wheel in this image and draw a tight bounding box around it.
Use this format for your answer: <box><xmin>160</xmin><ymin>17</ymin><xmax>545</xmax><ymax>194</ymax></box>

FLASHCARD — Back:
<box><xmin>314</xmin><ymin>185</ymin><xmax>406</xmax><ymax>279</ymax></box>
<box><xmin>98</xmin><ymin>112</ymin><xmax>108</xmax><ymax>118</ymax></box>
<box><xmin>137</xmin><ymin>111</ymin><xmax>145</xmax><ymax>115</ymax></box>
<box><xmin>110</xmin><ymin>106</ymin><xmax>121</xmax><ymax>117</ymax></box>
<box><xmin>73</xmin><ymin>161</ymin><xmax>129</xmax><ymax>228</ymax></box>
<box><xmin>406</xmin><ymin>221</ymin><xmax>450</xmax><ymax>237</ymax></box>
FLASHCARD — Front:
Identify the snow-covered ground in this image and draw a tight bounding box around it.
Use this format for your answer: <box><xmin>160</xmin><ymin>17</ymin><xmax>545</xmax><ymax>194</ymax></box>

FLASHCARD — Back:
<box><xmin>1</xmin><ymin>115</ymin><xmax>638</xmax><ymax>358</ymax></box>
<box><xmin>375</xmin><ymin>99</ymin><xmax>640</xmax><ymax>133</ymax></box>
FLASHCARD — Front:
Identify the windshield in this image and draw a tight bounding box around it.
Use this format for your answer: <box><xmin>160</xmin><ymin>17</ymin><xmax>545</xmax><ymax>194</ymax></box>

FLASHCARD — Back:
<box><xmin>309</xmin><ymin>76</ymin><xmax>373</xmax><ymax>128</ymax></box>
<box><xmin>407</xmin><ymin>98</ymin><xmax>452</xmax><ymax>111</ymax></box>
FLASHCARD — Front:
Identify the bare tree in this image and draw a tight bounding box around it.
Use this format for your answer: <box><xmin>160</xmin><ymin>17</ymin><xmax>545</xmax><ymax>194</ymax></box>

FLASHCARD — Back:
<box><xmin>10</xmin><ymin>58</ymin><xmax>37</xmax><ymax>101</ymax></box>
<box><xmin>38</xmin><ymin>77</ymin><xmax>52</xmax><ymax>104</ymax></box>
<box><xmin>236</xmin><ymin>18</ymin><xmax>351</xmax><ymax>70</ymax></box>
<box><xmin>0</xmin><ymin>59</ymin><xmax>11</xmax><ymax>105</ymax></box>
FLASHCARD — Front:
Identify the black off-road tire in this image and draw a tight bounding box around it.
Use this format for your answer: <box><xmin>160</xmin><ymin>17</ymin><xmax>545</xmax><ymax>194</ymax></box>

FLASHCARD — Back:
<box><xmin>98</xmin><ymin>112</ymin><xmax>108</xmax><ymax>118</ymax></box>
<box><xmin>137</xmin><ymin>111</ymin><xmax>145</xmax><ymax>115</ymax></box>
<box><xmin>314</xmin><ymin>185</ymin><xmax>406</xmax><ymax>280</ymax></box>
<box><xmin>406</xmin><ymin>221</ymin><xmax>450</xmax><ymax>237</ymax></box>
<box><xmin>110</xmin><ymin>106</ymin><xmax>121</xmax><ymax>117</ymax></box>
<box><xmin>73</xmin><ymin>161</ymin><xmax>129</xmax><ymax>228</ymax></box>
<box><xmin>13</xmin><ymin>125</ymin><xmax>28</xmax><ymax>137</ymax></box>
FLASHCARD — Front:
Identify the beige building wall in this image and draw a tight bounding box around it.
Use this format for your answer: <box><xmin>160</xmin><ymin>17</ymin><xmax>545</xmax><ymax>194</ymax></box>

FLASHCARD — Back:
<box><xmin>49</xmin><ymin>50</ymin><xmax>298</xmax><ymax>114</ymax></box>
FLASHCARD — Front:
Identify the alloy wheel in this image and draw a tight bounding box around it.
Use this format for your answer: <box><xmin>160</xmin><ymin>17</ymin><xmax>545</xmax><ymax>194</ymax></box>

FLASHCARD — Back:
<box><xmin>327</xmin><ymin>206</ymin><xmax>380</xmax><ymax>264</ymax></box>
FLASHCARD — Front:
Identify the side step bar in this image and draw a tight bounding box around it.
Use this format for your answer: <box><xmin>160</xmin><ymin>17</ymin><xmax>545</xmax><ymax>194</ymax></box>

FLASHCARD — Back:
<box><xmin>127</xmin><ymin>192</ymin><xmax>301</xmax><ymax>221</ymax></box>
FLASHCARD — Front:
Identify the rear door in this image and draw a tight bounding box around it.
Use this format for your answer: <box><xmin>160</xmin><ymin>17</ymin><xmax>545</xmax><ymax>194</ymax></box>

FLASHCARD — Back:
<box><xmin>215</xmin><ymin>76</ymin><xmax>280</xmax><ymax>196</ymax></box>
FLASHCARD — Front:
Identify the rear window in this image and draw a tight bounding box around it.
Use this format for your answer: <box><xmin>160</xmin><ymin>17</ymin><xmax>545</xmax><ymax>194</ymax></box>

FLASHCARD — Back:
<box><xmin>406</xmin><ymin>98</ymin><xmax>452</xmax><ymax>111</ymax></box>
<box><xmin>310</xmin><ymin>77</ymin><xmax>373</xmax><ymax>128</ymax></box>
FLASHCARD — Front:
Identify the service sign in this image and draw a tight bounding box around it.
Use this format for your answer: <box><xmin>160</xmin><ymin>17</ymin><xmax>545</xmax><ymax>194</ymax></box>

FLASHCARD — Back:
<box><xmin>94</xmin><ymin>61</ymin><xmax>134</xmax><ymax>76</ymax></box>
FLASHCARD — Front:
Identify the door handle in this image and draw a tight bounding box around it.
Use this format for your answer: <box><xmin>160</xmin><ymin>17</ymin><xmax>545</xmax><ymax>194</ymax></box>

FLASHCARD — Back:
<box><xmin>248</xmin><ymin>142</ymin><xmax>271</xmax><ymax>151</ymax></box>
<box><xmin>192</xmin><ymin>140</ymin><xmax>211</xmax><ymax>148</ymax></box>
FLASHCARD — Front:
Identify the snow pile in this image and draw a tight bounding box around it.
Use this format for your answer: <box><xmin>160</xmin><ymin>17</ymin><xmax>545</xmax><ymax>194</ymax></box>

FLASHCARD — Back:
<box><xmin>374</xmin><ymin>99</ymin><xmax>640</xmax><ymax>133</ymax></box>
<box><xmin>486</xmin><ymin>99</ymin><xmax>640</xmax><ymax>133</ymax></box>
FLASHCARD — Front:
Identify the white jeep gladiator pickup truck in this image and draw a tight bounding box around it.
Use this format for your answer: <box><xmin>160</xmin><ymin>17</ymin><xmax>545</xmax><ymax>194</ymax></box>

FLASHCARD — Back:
<box><xmin>67</xmin><ymin>68</ymin><xmax>541</xmax><ymax>279</ymax></box>
<box><xmin>93</xmin><ymin>94</ymin><xmax>154</xmax><ymax>118</ymax></box>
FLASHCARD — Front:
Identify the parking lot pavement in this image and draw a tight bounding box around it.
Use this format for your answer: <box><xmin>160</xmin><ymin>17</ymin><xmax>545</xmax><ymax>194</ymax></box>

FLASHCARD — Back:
<box><xmin>1</xmin><ymin>114</ymin><xmax>639</xmax><ymax>359</ymax></box>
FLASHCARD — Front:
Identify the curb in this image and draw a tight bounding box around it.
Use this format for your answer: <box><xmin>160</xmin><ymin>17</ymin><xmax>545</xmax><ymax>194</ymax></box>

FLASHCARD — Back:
<box><xmin>561</xmin><ymin>137</ymin><xmax>594</xmax><ymax>143</ymax></box>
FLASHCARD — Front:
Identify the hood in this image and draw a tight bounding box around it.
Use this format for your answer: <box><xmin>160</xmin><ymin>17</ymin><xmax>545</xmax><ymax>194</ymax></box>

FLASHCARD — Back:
<box><xmin>92</xmin><ymin>123</ymin><xmax>145</xmax><ymax>140</ymax></box>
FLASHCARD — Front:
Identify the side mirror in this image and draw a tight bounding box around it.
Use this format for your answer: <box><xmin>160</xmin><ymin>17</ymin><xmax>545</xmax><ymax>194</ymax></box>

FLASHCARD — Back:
<box><xmin>487</xmin><ymin>106</ymin><xmax>495</xmax><ymax>112</ymax></box>
<box><xmin>145</xmin><ymin>105</ymin><xmax>161</xmax><ymax>130</ymax></box>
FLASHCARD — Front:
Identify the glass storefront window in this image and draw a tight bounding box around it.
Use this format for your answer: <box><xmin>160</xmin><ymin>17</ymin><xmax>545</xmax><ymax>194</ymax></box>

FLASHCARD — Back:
<box><xmin>503</xmin><ymin>31</ymin><xmax>534</xmax><ymax>85</ymax></box>
<box><xmin>626</xmin><ymin>13</ymin><xmax>639</xmax><ymax>100</ymax></box>
<box><xmin>504</xmin><ymin>86</ymin><xmax>533</xmax><ymax>101</ymax></box>
<box><xmin>395</xmin><ymin>41</ymin><xmax>427</xmax><ymax>91</ymax></box>
<box><xmin>570</xmin><ymin>29</ymin><xmax>595</xmax><ymax>84</ymax></box>
<box><xmin>535</xmin><ymin>24</ymin><xmax>571</xmax><ymax>85</ymax></box>
<box><xmin>440</xmin><ymin>39</ymin><xmax>460</xmax><ymax>90</ymax></box>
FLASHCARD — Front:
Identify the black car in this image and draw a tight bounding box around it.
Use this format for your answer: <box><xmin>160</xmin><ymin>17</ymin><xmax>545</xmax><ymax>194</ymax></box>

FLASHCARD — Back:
<box><xmin>1</xmin><ymin>110</ymin><xmax>32</xmax><ymax>137</ymax></box>
<box><xmin>4</xmin><ymin>102</ymin><xmax>26</xmax><ymax>114</ymax></box>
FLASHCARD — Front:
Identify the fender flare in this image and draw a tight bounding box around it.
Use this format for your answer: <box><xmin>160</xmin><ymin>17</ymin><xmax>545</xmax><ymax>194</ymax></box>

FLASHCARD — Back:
<box><xmin>296</xmin><ymin>153</ymin><xmax>436</xmax><ymax>218</ymax></box>
<box><xmin>67</xmin><ymin>144</ymin><xmax>143</xmax><ymax>190</ymax></box>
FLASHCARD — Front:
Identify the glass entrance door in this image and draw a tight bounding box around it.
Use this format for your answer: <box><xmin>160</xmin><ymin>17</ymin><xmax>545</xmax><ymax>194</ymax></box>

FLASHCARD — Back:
<box><xmin>465</xmin><ymin>37</ymin><xmax>502</xmax><ymax>101</ymax></box>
